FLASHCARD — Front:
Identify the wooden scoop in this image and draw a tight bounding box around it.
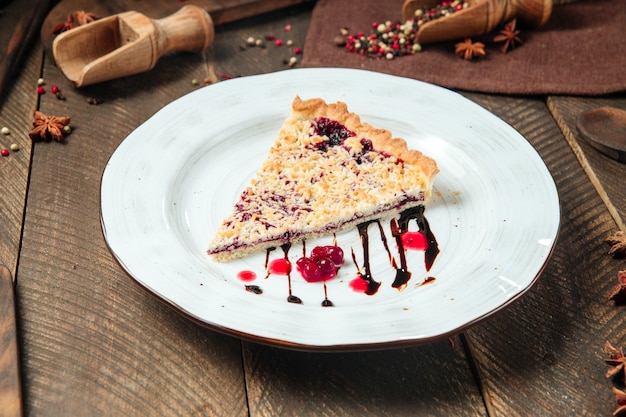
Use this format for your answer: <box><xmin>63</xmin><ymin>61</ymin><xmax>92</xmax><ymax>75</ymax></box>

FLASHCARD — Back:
<box><xmin>52</xmin><ymin>5</ymin><xmax>214</xmax><ymax>87</ymax></box>
<box><xmin>577</xmin><ymin>107</ymin><xmax>626</xmax><ymax>164</ymax></box>
<box><xmin>401</xmin><ymin>0</ymin><xmax>553</xmax><ymax>44</ymax></box>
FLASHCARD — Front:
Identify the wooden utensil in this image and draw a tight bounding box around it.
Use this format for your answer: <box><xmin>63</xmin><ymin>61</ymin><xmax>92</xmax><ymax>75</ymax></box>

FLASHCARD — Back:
<box><xmin>48</xmin><ymin>0</ymin><xmax>315</xmax><ymax>87</ymax></box>
<box><xmin>401</xmin><ymin>0</ymin><xmax>553</xmax><ymax>44</ymax></box>
<box><xmin>0</xmin><ymin>264</ymin><xmax>22</xmax><ymax>417</ymax></box>
<box><xmin>577</xmin><ymin>107</ymin><xmax>626</xmax><ymax>164</ymax></box>
<box><xmin>52</xmin><ymin>5</ymin><xmax>214</xmax><ymax>87</ymax></box>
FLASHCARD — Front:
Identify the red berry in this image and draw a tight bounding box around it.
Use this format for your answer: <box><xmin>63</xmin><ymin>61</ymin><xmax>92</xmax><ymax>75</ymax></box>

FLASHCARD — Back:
<box><xmin>51</xmin><ymin>85</ymin><xmax>59</xmax><ymax>94</ymax></box>
<box><xmin>37</xmin><ymin>86</ymin><xmax>45</xmax><ymax>95</ymax></box>
<box><xmin>1</xmin><ymin>148</ymin><xmax>9</xmax><ymax>157</ymax></box>
<box><xmin>310</xmin><ymin>245</ymin><xmax>329</xmax><ymax>261</ymax></box>
<box><xmin>316</xmin><ymin>257</ymin><xmax>336</xmax><ymax>275</ymax></box>
<box><xmin>275</xmin><ymin>39</ymin><xmax>283</xmax><ymax>46</ymax></box>
<box><xmin>294</xmin><ymin>47</ymin><xmax>302</xmax><ymax>54</ymax></box>
<box><xmin>296</xmin><ymin>257</ymin><xmax>322</xmax><ymax>282</ymax></box>
<box><xmin>326</xmin><ymin>246</ymin><xmax>344</xmax><ymax>265</ymax></box>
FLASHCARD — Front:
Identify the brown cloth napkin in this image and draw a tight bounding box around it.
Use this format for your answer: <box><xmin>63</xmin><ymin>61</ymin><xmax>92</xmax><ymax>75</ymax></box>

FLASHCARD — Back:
<box><xmin>301</xmin><ymin>0</ymin><xmax>626</xmax><ymax>96</ymax></box>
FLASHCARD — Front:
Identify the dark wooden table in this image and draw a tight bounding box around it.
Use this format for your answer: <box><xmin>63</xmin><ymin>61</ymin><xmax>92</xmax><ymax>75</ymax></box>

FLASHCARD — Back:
<box><xmin>1</xmin><ymin>1</ymin><xmax>626</xmax><ymax>416</ymax></box>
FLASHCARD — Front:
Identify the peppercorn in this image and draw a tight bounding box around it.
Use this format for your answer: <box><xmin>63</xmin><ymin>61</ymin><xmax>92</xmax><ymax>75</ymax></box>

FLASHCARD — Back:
<box><xmin>1</xmin><ymin>127</ymin><xmax>9</xmax><ymax>135</ymax></box>
<box><xmin>9</xmin><ymin>143</ymin><xmax>18</xmax><ymax>152</ymax></box>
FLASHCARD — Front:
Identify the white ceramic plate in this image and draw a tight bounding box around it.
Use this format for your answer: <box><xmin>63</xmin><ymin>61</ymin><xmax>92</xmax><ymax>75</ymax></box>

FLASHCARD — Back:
<box><xmin>101</xmin><ymin>68</ymin><xmax>559</xmax><ymax>351</ymax></box>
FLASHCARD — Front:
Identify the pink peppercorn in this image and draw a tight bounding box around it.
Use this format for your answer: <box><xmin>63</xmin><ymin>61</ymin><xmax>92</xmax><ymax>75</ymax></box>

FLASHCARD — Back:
<box><xmin>294</xmin><ymin>47</ymin><xmax>302</xmax><ymax>54</ymax></box>
<box><xmin>1</xmin><ymin>149</ymin><xmax>9</xmax><ymax>157</ymax></box>
<box><xmin>275</xmin><ymin>39</ymin><xmax>283</xmax><ymax>46</ymax></box>
<box><xmin>284</xmin><ymin>24</ymin><xmax>291</xmax><ymax>31</ymax></box>
<box><xmin>37</xmin><ymin>86</ymin><xmax>45</xmax><ymax>95</ymax></box>
<box><xmin>51</xmin><ymin>85</ymin><xmax>59</xmax><ymax>94</ymax></box>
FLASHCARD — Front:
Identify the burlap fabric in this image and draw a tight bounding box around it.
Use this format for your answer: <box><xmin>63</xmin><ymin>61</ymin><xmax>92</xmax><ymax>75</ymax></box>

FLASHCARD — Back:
<box><xmin>301</xmin><ymin>0</ymin><xmax>625</xmax><ymax>96</ymax></box>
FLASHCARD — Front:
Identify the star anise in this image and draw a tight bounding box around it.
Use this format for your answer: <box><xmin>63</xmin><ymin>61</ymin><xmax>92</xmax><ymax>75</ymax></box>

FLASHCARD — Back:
<box><xmin>52</xmin><ymin>10</ymin><xmax>97</xmax><ymax>34</ymax></box>
<box><xmin>606</xmin><ymin>231</ymin><xmax>626</xmax><ymax>258</ymax></box>
<box><xmin>29</xmin><ymin>111</ymin><xmax>71</xmax><ymax>142</ymax></box>
<box><xmin>52</xmin><ymin>14</ymin><xmax>76</xmax><ymax>34</ymax></box>
<box><xmin>608</xmin><ymin>386</ymin><xmax>626</xmax><ymax>417</ymax></box>
<box><xmin>609</xmin><ymin>270</ymin><xmax>626</xmax><ymax>304</ymax></box>
<box><xmin>605</xmin><ymin>341</ymin><xmax>626</xmax><ymax>383</ymax></box>
<box><xmin>73</xmin><ymin>10</ymin><xmax>97</xmax><ymax>26</ymax></box>
<box><xmin>494</xmin><ymin>19</ymin><xmax>522</xmax><ymax>53</ymax></box>
<box><xmin>613</xmin><ymin>387</ymin><xmax>626</xmax><ymax>417</ymax></box>
<box><xmin>454</xmin><ymin>38</ymin><xmax>486</xmax><ymax>60</ymax></box>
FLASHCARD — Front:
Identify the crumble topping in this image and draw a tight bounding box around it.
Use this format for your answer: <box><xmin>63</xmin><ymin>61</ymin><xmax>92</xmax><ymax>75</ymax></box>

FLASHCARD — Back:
<box><xmin>208</xmin><ymin>96</ymin><xmax>438</xmax><ymax>261</ymax></box>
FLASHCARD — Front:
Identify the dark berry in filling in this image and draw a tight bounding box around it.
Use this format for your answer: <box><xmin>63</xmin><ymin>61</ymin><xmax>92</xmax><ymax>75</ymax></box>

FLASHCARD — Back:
<box><xmin>312</xmin><ymin>117</ymin><xmax>355</xmax><ymax>149</ymax></box>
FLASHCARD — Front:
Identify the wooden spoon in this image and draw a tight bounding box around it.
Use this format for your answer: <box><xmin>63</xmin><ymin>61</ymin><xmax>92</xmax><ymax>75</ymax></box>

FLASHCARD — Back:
<box><xmin>401</xmin><ymin>0</ymin><xmax>553</xmax><ymax>44</ymax></box>
<box><xmin>52</xmin><ymin>5</ymin><xmax>214</xmax><ymax>87</ymax></box>
<box><xmin>577</xmin><ymin>107</ymin><xmax>626</xmax><ymax>164</ymax></box>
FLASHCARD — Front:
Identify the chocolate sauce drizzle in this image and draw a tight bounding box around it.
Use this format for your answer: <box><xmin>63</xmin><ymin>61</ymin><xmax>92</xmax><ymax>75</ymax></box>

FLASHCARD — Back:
<box><xmin>280</xmin><ymin>243</ymin><xmax>303</xmax><ymax>304</ymax></box>
<box><xmin>355</xmin><ymin>220</ymin><xmax>383</xmax><ymax>295</ymax></box>
<box><xmin>242</xmin><ymin>205</ymin><xmax>438</xmax><ymax>304</ymax></box>
<box><xmin>354</xmin><ymin>205</ymin><xmax>439</xmax><ymax>293</ymax></box>
<box><xmin>390</xmin><ymin>205</ymin><xmax>439</xmax><ymax>289</ymax></box>
<box><xmin>245</xmin><ymin>285</ymin><xmax>263</xmax><ymax>294</ymax></box>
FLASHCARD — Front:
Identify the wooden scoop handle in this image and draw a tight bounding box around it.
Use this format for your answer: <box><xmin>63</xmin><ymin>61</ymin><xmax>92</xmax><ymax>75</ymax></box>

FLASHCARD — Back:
<box><xmin>488</xmin><ymin>0</ymin><xmax>552</xmax><ymax>27</ymax></box>
<box><xmin>153</xmin><ymin>5</ymin><xmax>215</xmax><ymax>54</ymax></box>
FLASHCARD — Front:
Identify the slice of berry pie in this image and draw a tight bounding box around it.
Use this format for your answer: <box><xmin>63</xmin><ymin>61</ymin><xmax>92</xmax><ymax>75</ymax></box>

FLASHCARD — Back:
<box><xmin>207</xmin><ymin>96</ymin><xmax>439</xmax><ymax>262</ymax></box>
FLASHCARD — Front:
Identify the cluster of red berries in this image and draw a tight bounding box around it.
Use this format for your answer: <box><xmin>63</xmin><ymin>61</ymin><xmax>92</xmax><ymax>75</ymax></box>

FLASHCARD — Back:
<box><xmin>296</xmin><ymin>245</ymin><xmax>345</xmax><ymax>282</ymax></box>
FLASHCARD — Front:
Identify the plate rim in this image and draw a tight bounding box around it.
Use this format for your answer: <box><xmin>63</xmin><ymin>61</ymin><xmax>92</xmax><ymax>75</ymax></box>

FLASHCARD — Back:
<box><xmin>100</xmin><ymin>68</ymin><xmax>561</xmax><ymax>351</ymax></box>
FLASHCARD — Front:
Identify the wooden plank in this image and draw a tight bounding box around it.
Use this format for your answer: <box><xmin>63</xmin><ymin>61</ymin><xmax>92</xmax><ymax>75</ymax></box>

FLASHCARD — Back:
<box><xmin>460</xmin><ymin>93</ymin><xmax>622</xmax><ymax>416</ymax></box>
<box><xmin>243</xmin><ymin>338</ymin><xmax>488</xmax><ymax>416</ymax></box>
<box><xmin>0</xmin><ymin>2</ymin><xmax>44</xmax><ymax>277</ymax></box>
<box><xmin>0</xmin><ymin>265</ymin><xmax>22</xmax><ymax>417</ymax></box>
<box><xmin>547</xmin><ymin>96</ymin><xmax>626</xmax><ymax>231</ymax></box>
<box><xmin>16</xmin><ymin>3</ymin><xmax>313</xmax><ymax>415</ymax></box>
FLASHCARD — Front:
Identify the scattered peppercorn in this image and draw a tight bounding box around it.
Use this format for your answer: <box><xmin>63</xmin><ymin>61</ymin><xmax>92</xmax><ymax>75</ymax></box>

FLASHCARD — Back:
<box><xmin>51</xmin><ymin>85</ymin><xmax>59</xmax><ymax>94</ymax></box>
<box><xmin>1</xmin><ymin>149</ymin><xmax>9</xmax><ymax>157</ymax></box>
<box><xmin>62</xmin><ymin>125</ymin><xmax>72</xmax><ymax>135</ymax></box>
<box><xmin>37</xmin><ymin>86</ymin><xmax>45</xmax><ymax>95</ymax></box>
<box><xmin>1</xmin><ymin>127</ymin><xmax>9</xmax><ymax>135</ymax></box>
<box><xmin>9</xmin><ymin>143</ymin><xmax>18</xmax><ymax>152</ymax></box>
<box><xmin>37</xmin><ymin>78</ymin><xmax>45</xmax><ymax>86</ymax></box>
<box><xmin>338</xmin><ymin>0</ymin><xmax>468</xmax><ymax>60</ymax></box>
